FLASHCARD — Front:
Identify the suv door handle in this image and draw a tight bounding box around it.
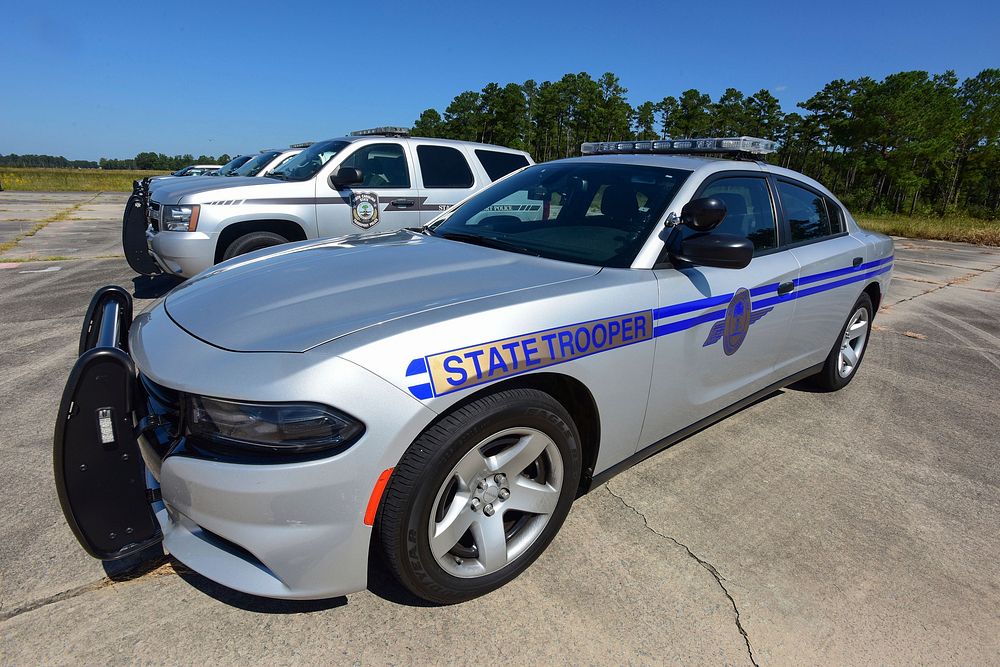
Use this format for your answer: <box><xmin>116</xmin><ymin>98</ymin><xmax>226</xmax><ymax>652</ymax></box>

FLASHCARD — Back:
<box><xmin>777</xmin><ymin>281</ymin><xmax>795</xmax><ymax>295</ymax></box>
<box><xmin>390</xmin><ymin>199</ymin><xmax>415</xmax><ymax>208</ymax></box>
<box><xmin>852</xmin><ymin>256</ymin><xmax>863</xmax><ymax>267</ymax></box>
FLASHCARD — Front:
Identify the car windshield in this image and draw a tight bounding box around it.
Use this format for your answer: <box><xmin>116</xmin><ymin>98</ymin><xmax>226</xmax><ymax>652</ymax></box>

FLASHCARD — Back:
<box><xmin>268</xmin><ymin>140</ymin><xmax>351</xmax><ymax>182</ymax></box>
<box><xmin>234</xmin><ymin>151</ymin><xmax>282</xmax><ymax>177</ymax></box>
<box><xmin>432</xmin><ymin>162</ymin><xmax>689</xmax><ymax>268</ymax></box>
<box><xmin>215</xmin><ymin>155</ymin><xmax>253</xmax><ymax>176</ymax></box>
<box><xmin>171</xmin><ymin>167</ymin><xmax>191</xmax><ymax>176</ymax></box>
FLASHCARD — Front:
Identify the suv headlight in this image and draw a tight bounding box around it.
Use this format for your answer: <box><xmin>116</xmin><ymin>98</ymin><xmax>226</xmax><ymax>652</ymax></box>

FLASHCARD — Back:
<box><xmin>163</xmin><ymin>204</ymin><xmax>200</xmax><ymax>231</ymax></box>
<box><xmin>186</xmin><ymin>395</ymin><xmax>364</xmax><ymax>455</ymax></box>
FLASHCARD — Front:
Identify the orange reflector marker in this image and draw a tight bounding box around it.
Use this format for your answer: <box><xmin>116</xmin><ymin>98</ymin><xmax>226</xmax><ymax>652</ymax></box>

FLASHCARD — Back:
<box><xmin>363</xmin><ymin>468</ymin><xmax>394</xmax><ymax>526</ymax></box>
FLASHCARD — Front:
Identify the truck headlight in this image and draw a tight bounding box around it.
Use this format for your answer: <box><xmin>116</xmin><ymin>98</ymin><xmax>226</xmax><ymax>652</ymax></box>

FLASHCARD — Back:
<box><xmin>163</xmin><ymin>204</ymin><xmax>200</xmax><ymax>231</ymax></box>
<box><xmin>186</xmin><ymin>395</ymin><xmax>364</xmax><ymax>455</ymax></box>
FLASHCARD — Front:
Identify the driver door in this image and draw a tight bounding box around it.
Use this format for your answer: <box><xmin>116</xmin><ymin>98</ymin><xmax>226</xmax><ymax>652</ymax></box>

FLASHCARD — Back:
<box><xmin>638</xmin><ymin>173</ymin><xmax>801</xmax><ymax>447</ymax></box>
<box><xmin>315</xmin><ymin>141</ymin><xmax>423</xmax><ymax>238</ymax></box>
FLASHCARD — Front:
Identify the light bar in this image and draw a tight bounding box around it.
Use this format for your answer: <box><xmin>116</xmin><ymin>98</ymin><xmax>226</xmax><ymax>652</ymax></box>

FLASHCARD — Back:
<box><xmin>350</xmin><ymin>126</ymin><xmax>411</xmax><ymax>137</ymax></box>
<box><xmin>580</xmin><ymin>136</ymin><xmax>777</xmax><ymax>156</ymax></box>
<box><xmin>289</xmin><ymin>142</ymin><xmax>314</xmax><ymax>148</ymax></box>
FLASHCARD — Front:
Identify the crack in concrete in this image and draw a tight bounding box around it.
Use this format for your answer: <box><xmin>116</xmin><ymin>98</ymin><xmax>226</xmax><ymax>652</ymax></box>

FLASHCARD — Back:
<box><xmin>605</xmin><ymin>484</ymin><xmax>759</xmax><ymax>667</ymax></box>
<box><xmin>0</xmin><ymin>557</ymin><xmax>174</xmax><ymax>623</ymax></box>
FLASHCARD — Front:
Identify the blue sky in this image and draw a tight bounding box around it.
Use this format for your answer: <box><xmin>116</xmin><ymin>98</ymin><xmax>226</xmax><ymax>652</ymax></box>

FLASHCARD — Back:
<box><xmin>2</xmin><ymin>0</ymin><xmax>997</xmax><ymax>160</ymax></box>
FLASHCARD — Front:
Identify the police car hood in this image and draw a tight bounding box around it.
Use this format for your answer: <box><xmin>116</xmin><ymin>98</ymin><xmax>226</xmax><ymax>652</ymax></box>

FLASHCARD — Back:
<box><xmin>163</xmin><ymin>230</ymin><xmax>599</xmax><ymax>353</ymax></box>
<box><xmin>151</xmin><ymin>176</ymin><xmax>276</xmax><ymax>204</ymax></box>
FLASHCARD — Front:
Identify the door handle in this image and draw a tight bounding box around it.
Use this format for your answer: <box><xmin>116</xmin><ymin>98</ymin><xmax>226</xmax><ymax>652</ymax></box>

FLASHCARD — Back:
<box><xmin>777</xmin><ymin>281</ymin><xmax>795</xmax><ymax>295</ymax></box>
<box><xmin>390</xmin><ymin>199</ymin><xmax>415</xmax><ymax>208</ymax></box>
<box><xmin>852</xmin><ymin>256</ymin><xmax>863</xmax><ymax>267</ymax></box>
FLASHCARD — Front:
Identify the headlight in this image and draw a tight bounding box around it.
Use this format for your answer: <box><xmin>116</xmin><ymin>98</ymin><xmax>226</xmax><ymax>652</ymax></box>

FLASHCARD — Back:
<box><xmin>163</xmin><ymin>204</ymin><xmax>200</xmax><ymax>231</ymax></box>
<box><xmin>186</xmin><ymin>395</ymin><xmax>364</xmax><ymax>455</ymax></box>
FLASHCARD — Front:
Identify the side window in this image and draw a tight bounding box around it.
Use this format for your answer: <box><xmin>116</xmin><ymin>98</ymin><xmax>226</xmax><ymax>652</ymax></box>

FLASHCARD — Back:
<box><xmin>475</xmin><ymin>149</ymin><xmax>530</xmax><ymax>181</ymax></box>
<box><xmin>825</xmin><ymin>196</ymin><xmax>846</xmax><ymax>234</ymax></box>
<box><xmin>417</xmin><ymin>145</ymin><xmax>474</xmax><ymax>189</ymax></box>
<box><xmin>340</xmin><ymin>143</ymin><xmax>410</xmax><ymax>188</ymax></box>
<box><xmin>694</xmin><ymin>177</ymin><xmax>778</xmax><ymax>252</ymax></box>
<box><xmin>777</xmin><ymin>181</ymin><xmax>833</xmax><ymax>242</ymax></box>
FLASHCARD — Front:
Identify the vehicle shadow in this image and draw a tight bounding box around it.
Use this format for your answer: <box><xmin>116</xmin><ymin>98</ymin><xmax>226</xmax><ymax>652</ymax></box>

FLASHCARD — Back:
<box><xmin>132</xmin><ymin>274</ymin><xmax>183</xmax><ymax>300</ymax></box>
<box><xmin>103</xmin><ymin>546</ymin><xmax>347</xmax><ymax>613</ymax></box>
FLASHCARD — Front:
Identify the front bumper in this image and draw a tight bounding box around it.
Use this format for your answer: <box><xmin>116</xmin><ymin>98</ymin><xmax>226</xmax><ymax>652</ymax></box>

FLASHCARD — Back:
<box><xmin>56</xmin><ymin>286</ymin><xmax>436</xmax><ymax>599</ymax></box>
<box><xmin>146</xmin><ymin>228</ymin><xmax>217</xmax><ymax>278</ymax></box>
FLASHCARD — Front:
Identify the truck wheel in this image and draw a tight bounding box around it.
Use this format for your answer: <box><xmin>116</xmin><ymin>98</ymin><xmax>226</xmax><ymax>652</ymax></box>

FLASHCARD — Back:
<box><xmin>377</xmin><ymin>388</ymin><xmax>582</xmax><ymax>604</ymax></box>
<box><xmin>221</xmin><ymin>231</ymin><xmax>289</xmax><ymax>261</ymax></box>
<box><xmin>810</xmin><ymin>292</ymin><xmax>873</xmax><ymax>391</ymax></box>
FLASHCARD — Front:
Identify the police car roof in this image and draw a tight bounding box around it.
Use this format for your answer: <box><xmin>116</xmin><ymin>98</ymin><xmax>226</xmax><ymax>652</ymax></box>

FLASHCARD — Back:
<box><xmin>557</xmin><ymin>153</ymin><xmax>838</xmax><ymax>200</ymax></box>
<box><xmin>326</xmin><ymin>134</ymin><xmax>530</xmax><ymax>154</ymax></box>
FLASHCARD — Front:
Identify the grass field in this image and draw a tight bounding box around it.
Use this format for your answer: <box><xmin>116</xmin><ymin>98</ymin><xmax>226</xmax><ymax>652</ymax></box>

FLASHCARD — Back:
<box><xmin>0</xmin><ymin>167</ymin><xmax>168</xmax><ymax>192</ymax></box>
<box><xmin>856</xmin><ymin>214</ymin><xmax>1000</xmax><ymax>246</ymax></box>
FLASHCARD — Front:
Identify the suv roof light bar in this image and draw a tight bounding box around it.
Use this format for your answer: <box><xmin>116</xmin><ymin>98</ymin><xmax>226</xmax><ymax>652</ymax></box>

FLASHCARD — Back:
<box><xmin>580</xmin><ymin>136</ymin><xmax>777</xmax><ymax>156</ymax></box>
<box><xmin>350</xmin><ymin>126</ymin><xmax>411</xmax><ymax>137</ymax></box>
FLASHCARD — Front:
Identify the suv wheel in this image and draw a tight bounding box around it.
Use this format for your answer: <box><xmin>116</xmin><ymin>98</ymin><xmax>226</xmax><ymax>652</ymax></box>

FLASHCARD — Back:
<box><xmin>377</xmin><ymin>388</ymin><xmax>582</xmax><ymax>604</ymax></box>
<box><xmin>221</xmin><ymin>231</ymin><xmax>289</xmax><ymax>261</ymax></box>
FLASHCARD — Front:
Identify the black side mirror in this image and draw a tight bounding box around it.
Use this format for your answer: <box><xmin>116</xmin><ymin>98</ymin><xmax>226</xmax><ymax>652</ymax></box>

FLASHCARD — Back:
<box><xmin>671</xmin><ymin>233</ymin><xmax>753</xmax><ymax>270</ymax></box>
<box><xmin>681</xmin><ymin>197</ymin><xmax>727</xmax><ymax>232</ymax></box>
<box><xmin>330</xmin><ymin>166</ymin><xmax>364</xmax><ymax>189</ymax></box>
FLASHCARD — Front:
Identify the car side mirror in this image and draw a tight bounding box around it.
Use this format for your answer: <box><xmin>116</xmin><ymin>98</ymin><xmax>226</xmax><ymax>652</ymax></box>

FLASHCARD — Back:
<box><xmin>670</xmin><ymin>233</ymin><xmax>753</xmax><ymax>270</ymax></box>
<box><xmin>681</xmin><ymin>197</ymin><xmax>727</xmax><ymax>232</ymax></box>
<box><xmin>330</xmin><ymin>167</ymin><xmax>364</xmax><ymax>189</ymax></box>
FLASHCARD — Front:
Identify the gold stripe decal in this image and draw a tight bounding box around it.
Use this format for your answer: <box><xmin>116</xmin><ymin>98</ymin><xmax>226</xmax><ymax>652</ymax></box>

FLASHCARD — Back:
<box><xmin>427</xmin><ymin>310</ymin><xmax>653</xmax><ymax>396</ymax></box>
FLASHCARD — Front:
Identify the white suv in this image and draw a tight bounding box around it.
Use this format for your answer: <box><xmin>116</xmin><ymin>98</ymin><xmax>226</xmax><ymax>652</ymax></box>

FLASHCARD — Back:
<box><xmin>130</xmin><ymin>129</ymin><xmax>532</xmax><ymax>277</ymax></box>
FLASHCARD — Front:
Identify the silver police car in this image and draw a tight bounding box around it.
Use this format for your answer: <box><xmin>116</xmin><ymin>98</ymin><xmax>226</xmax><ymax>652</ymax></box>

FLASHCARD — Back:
<box><xmin>55</xmin><ymin>137</ymin><xmax>893</xmax><ymax>603</ymax></box>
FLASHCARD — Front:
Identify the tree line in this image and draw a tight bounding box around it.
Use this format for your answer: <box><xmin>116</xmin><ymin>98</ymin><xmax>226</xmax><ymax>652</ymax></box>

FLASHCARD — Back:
<box><xmin>0</xmin><ymin>152</ymin><xmax>232</xmax><ymax>171</ymax></box>
<box><xmin>412</xmin><ymin>69</ymin><xmax>1000</xmax><ymax>218</ymax></box>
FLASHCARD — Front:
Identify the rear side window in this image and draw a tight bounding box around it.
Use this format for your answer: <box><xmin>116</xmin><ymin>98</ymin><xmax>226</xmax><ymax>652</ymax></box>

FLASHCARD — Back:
<box><xmin>695</xmin><ymin>176</ymin><xmax>777</xmax><ymax>252</ymax></box>
<box><xmin>475</xmin><ymin>149</ymin><xmax>530</xmax><ymax>181</ymax></box>
<box><xmin>777</xmin><ymin>181</ymin><xmax>834</xmax><ymax>242</ymax></box>
<box><xmin>417</xmin><ymin>145</ymin><xmax>474</xmax><ymax>188</ymax></box>
<box><xmin>825</xmin><ymin>197</ymin><xmax>846</xmax><ymax>234</ymax></box>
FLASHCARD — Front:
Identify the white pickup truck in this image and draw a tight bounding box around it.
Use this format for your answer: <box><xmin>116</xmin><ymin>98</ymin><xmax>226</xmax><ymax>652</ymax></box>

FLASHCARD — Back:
<box><xmin>124</xmin><ymin>128</ymin><xmax>533</xmax><ymax>278</ymax></box>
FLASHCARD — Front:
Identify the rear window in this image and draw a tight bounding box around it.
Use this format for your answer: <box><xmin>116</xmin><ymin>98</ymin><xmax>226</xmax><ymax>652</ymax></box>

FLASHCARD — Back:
<box><xmin>417</xmin><ymin>145</ymin><xmax>474</xmax><ymax>188</ymax></box>
<box><xmin>475</xmin><ymin>149</ymin><xmax>530</xmax><ymax>181</ymax></box>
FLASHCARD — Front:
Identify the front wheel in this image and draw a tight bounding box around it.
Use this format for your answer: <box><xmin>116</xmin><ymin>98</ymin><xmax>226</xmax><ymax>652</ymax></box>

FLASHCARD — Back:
<box><xmin>377</xmin><ymin>388</ymin><xmax>582</xmax><ymax>604</ymax></box>
<box><xmin>221</xmin><ymin>231</ymin><xmax>289</xmax><ymax>261</ymax></box>
<box><xmin>810</xmin><ymin>292</ymin><xmax>873</xmax><ymax>391</ymax></box>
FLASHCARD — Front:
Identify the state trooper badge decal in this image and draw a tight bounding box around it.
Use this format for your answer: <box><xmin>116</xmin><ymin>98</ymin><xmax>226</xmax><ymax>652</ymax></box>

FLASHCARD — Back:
<box><xmin>351</xmin><ymin>192</ymin><xmax>380</xmax><ymax>229</ymax></box>
<box><xmin>703</xmin><ymin>287</ymin><xmax>772</xmax><ymax>355</ymax></box>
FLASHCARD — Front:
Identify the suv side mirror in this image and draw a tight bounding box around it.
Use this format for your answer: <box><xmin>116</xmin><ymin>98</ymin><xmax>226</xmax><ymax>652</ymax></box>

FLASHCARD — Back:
<box><xmin>670</xmin><ymin>233</ymin><xmax>753</xmax><ymax>270</ymax></box>
<box><xmin>681</xmin><ymin>197</ymin><xmax>727</xmax><ymax>232</ymax></box>
<box><xmin>330</xmin><ymin>167</ymin><xmax>364</xmax><ymax>189</ymax></box>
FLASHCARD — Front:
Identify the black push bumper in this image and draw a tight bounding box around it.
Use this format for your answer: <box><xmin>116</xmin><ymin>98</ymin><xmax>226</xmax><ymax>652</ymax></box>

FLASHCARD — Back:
<box><xmin>53</xmin><ymin>286</ymin><xmax>163</xmax><ymax>560</ymax></box>
<box><xmin>122</xmin><ymin>179</ymin><xmax>162</xmax><ymax>276</ymax></box>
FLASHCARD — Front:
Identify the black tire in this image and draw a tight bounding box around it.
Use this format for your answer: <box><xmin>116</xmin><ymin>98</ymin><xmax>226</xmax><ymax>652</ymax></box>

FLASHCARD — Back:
<box><xmin>221</xmin><ymin>231</ymin><xmax>289</xmax><ymax>261</ymax></box>
<box><xmin>377</xmin><ymin>388</ymin><xmax>582</xmax><ymax>604</ymax></box>
<box><xmin>810</xmin><ymin>291</ymin><xmax>874</xmax><ymax>391</ymax></box>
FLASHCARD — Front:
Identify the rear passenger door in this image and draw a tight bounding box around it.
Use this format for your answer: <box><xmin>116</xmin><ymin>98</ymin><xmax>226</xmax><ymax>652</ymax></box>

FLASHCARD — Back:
<box><xmin>772</xmin><ymin>178</ymin><xmax>867</xmax><ymax>371</ymax></box>
<box><xmin>415</xmin><ymin>144</ymin><xmax>478</xmax><ymax>224</ymax></box>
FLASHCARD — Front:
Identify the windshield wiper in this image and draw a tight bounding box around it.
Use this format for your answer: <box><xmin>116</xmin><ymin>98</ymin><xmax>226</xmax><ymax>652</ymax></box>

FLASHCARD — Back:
<box><xmin>266</xmin><ymin>172</ymin><xmax>286</xmax><ymax>180</ymax></box>
<box><xmin>436</xmin><ymin>231</ymin><xmax>539</xmax><ymax>257</ymax></box>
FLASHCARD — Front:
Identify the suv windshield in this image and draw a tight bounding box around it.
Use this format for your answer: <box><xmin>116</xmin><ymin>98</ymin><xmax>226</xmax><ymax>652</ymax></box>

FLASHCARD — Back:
<box><xmin>235</xmin><ymin>151</ymin><xmax>282</xmax><ymax>177</ymax></box>
<box><xmin>215</xmin><ymin>155</ymin><xmax>253</xmax><ymax>176</ymax></box>
<box><xmin>432</xmin><ymin>162</ymin><xmax>689</xmax><ymax>268</ymax></box>
<box><xmin>268</xmin><ymin>140</ymin><xmax>351</xmax><ymax>182</ymax></box>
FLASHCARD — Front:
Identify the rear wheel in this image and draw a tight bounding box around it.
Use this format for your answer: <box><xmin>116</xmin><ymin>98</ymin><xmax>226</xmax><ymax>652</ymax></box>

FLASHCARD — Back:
<box><xmin>810</xmin><ymin>292</ymin><xmax>873</xmax><ymax>391</ymax></box>
<box><xmin>377</xmin><ymin>388</ymin><xmax>582</xmax><ymax>604</ymax></box>
<box><xmin>221</xmin><ymin>231</ymin><xmax>289</xmax><ymax>261</ymax></box>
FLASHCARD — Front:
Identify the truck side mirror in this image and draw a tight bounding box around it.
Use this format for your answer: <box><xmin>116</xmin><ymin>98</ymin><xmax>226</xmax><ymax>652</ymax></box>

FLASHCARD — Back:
<box><xmin>330</xmin><ymin>167</ymin><xmax>364</xmax><ymax>189</ymax></box>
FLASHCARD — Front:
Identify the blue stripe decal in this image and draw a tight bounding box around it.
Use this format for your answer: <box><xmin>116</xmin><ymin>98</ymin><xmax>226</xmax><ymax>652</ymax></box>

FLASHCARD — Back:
<box><xmin>407</xmin><ymin>383</ymin><xmax>433</xmax><ymax>399</ymax></box>
<box><xmin>653</xmin><ymin>308</ymin><xmax>726</xmax><ymax>337</ymax></box>
<box><xmin>794</xmin><ymin>255</ymin><xmax>894</xmax><ymax>287</ymax></box>
<box><xmin>753</xmin><ymin>264</ymin><xmax>892</xmax><ymax>309</ymax></box>
<box><xmin>652</xmin><ymin>255</ymin><xmax>893</xmax><ymax>322</ymax></box>
<box><xmin>405</xmin><ymin>358</ymin><xmax>427</xmax><ymax>376</ymax></box>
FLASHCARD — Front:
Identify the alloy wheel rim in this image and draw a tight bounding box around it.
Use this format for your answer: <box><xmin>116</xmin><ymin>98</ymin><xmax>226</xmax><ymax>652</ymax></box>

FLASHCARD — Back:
<box><xmin>428</xmin><ymin>427</ymin><xmax>564</xmax><ymax>578</ymax></box>
<box><xmin>837</xmin><ymin>307</ymin><xmax>870</xmax><ymax>378</ymax></box>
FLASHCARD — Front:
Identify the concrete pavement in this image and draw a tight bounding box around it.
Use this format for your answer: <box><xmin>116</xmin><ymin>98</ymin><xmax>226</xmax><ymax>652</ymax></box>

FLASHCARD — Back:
<box><xmin>0</xmin><ymin>192</ymin><xmax>998</xmax><ymax>665</ymax></box>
